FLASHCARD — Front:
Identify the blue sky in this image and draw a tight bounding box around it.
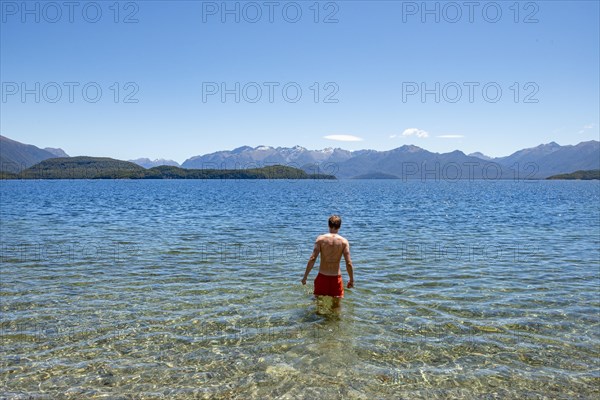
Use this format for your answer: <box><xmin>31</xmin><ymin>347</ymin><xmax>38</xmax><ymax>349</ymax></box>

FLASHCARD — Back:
<box><xmin>1</xmin><ymin>0</ymin><xmax>599</xmax><ymax>163</ymax></box>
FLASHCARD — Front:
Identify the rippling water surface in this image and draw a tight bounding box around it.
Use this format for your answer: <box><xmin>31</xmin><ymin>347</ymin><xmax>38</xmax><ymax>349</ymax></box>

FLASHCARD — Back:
<box><xmin>1</xmin><ymin>179</ymin><xmax>599</xmax><ymax>399</ymax></box>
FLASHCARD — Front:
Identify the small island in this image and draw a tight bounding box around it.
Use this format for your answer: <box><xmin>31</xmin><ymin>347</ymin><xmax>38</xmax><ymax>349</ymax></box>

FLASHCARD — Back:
<box><xmin>0</xmin><ymin>157</ymin><xmax>336</xmax><ymax>180</ymax></box>
<box><xmin>351</xmin><ymin>172</ymin><xmax>400</xmax><ymax>179</ymax></box>
<box><xmin>546</xmin><ymin>170</ymin><xmax>600</xmax><ymax>180</ymax></box>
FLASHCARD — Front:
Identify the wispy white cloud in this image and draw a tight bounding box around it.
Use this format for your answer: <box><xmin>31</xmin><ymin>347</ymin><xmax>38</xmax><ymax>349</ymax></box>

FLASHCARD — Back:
<box><xmin>580</xmin><ymin>123</ymin><xmax>597</xmax><ymax>133</ymax></box>
<box><xmin>323</xmin><ymin>134</ymin><xmax>363</xmax><ymax>142</ymax></box>
<box><xmin>437</xmin><ymin>134</ymin><xmax>465</xmax><ymax>139</ymax></box>
<box><xmin>392</xmin><ymin>130</ymin><xmax>464</xmax><ymax>139</ymax></box>
<box><xmin>400</xmin><ymin>128</ymin><xmax>429</xmax><ymax>138</ymax></box>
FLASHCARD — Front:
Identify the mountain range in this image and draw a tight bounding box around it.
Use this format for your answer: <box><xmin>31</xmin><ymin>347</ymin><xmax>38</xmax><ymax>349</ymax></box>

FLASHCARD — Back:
<box><xmin>1</xmin><ymin>134</ymin><xmax>598</xmax><ymax>179</ymax></box>
<box><xmin>178</xmin><ymin>141</ymin><xmax>599</xmax><ymax>179</ymax></box>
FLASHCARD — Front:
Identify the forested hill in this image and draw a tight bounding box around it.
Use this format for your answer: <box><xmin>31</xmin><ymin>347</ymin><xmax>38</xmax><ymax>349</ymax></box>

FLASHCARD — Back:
<box><xmin>546</xmin><ymin>170</ymin><xmax>600</xmax><ymax>180</ymax></box>
<box><xmin>0</xmin><ymin>157</ymin><xmax>336</xmax><ymax>180</ymax></box>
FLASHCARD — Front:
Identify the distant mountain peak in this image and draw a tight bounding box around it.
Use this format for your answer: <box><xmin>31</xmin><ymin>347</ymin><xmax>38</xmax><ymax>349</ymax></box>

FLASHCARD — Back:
<box><xmin>43</xmin><ymin>147</ymin><xmax>69</xmax><ymax>158</ymax></box>
<box><xmin>279</xmin><ymin>145</ymin><xmax>307</xmax><ymax>152</ymax></box>
<box><xmin>396</xmin><ymin>144</ymin><xmax>424</xmax><ymax>153</ymax></box>
<box><xmin>514</xmin><ymin>141</ymin><xmax>563</xmax><ymax>156</ymax></box>
<box><xmin>468</xmin><ymin>152</ymin><xmax>492</xmax><ymax>160</ymax></box>
<box><xmin>539</xmin><ymin>141</ymin><xmax>561</xmax><ymax>149</ymax></box>
<box><xmin>129</xmin><ymin>158</ymin><xmax>180</xmax><ymax>169</ymax></box>
<box><xmin>0</xmin><ymin>135</ymin><xmax>63</xmax><ymax>171</ymax></box>
<box><xmin>232</xmin><ymin>146</ymin><xmax>253</xmax><ymax>154</ymax></box>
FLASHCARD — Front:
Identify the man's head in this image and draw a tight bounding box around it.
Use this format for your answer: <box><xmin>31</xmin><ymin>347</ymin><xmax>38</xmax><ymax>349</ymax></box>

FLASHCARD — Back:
<box><xmin>328</xmin><ymin>215</ymin><xmax>342</xmax><ymax>232</ymax></box>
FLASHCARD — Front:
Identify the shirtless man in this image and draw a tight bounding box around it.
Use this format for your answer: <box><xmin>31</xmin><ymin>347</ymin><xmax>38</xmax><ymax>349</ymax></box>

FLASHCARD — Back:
<box><xmin>301</xmin><ymin>215</ymin><xmax>354</xmax><ymax>303</ymax></box>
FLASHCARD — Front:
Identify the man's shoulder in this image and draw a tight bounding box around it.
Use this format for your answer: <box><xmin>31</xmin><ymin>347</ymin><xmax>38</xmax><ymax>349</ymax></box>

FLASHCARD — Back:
<box><xmin>334</xmin><ymin>234</ymin><xmax>349</xmax><ymax>245</ymax></box>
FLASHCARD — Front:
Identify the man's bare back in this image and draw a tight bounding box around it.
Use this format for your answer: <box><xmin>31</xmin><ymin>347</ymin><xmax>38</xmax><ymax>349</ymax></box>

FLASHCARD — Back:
<box><xmin>315</xmin><ymin>233</ymin><xmax>351</xmax><ymax>276</ymax></box>
<box><xmin>301</xmin><ymin>216</ymin><xmax>354</xmax><ymax>294</ymax></box>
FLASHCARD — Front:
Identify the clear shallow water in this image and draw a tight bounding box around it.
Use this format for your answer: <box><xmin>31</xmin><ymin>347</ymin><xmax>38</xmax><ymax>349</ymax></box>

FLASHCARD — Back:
<box><xmin>0</xmin><ymin>179</ymin><xmax>598</xmax><ymax>399</ymax></box>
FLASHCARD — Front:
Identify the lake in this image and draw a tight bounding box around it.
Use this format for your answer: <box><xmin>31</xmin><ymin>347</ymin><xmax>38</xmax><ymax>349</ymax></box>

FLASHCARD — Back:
<box><xmin>1</xmin><ymin>179</ymin><xmax>598</xmax><ymax>399</ymax></box>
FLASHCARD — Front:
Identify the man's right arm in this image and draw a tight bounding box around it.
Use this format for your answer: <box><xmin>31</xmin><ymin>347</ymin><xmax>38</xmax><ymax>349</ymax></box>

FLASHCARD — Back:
<box><xmin>343</xmin><ymin>240</ymin><xmax>354</xmax><ymax>288</ymax></box>
<box><xmin>301</xmin><ymin>238</ymin><xmax>320</xmax><ymax>285</ymax></box>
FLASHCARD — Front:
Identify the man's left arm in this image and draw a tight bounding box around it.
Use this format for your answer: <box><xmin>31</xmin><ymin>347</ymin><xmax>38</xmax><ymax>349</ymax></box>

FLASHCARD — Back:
<box><xmin>343</xmin><ymin>240</ymin><xmax>354</xmax><ymax>288</ymax></box>
<box><xmin>301</xmin><ymin>240</ymin><xmax>320</xmax><ymax>285</ymax></box>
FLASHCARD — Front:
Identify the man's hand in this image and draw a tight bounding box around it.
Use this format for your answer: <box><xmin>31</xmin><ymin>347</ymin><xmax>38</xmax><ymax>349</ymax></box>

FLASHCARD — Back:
<box><xmin>347</xmin><ymin>280</ymin><xmax>354</xmax><ymax>289</ymax></box>
<box><xmin>301</xmin><ymin>278</ymin><xmax>307</xmax><ymax>285</ymax></box>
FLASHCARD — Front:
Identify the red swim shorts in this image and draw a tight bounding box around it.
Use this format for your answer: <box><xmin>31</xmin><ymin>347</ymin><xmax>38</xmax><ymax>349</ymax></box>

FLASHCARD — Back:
<box><xmin>314</xmin><ymin>273</ymin><xmax>344</xmax><ymax>298</ymax></box>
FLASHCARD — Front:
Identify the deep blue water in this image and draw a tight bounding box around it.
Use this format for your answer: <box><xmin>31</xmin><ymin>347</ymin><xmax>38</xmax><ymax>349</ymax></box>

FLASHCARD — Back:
<box><xmin>1</xmin><ymin>179</ymin><xmax>599</xmax><ymax>399</ymax></box>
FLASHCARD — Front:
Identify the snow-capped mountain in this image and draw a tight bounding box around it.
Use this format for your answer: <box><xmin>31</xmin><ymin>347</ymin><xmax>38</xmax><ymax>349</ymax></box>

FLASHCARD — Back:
<box><xmin>129</xmin><ymin>158</ymin><xmax>181</xmax><ymax>168</ymax></box>
<box><xmin>182</xmin><ymin>145</ymin><xmax>354</xmax><ymax>169</ymax></box>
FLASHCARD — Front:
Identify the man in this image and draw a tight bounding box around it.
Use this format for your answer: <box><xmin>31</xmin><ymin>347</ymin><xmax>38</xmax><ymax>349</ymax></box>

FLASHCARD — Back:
<box><xmin>301</xmin><ymin>215</ymin><xmax>354</xmax><ymax>305</ymax></box>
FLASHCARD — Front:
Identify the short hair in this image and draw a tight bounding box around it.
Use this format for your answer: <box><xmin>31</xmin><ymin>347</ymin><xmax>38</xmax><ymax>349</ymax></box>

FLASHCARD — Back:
<box><xmin>328</xmin><ymin>215</ymin><xmax>342</xmax><ymax>229</ymax></box>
